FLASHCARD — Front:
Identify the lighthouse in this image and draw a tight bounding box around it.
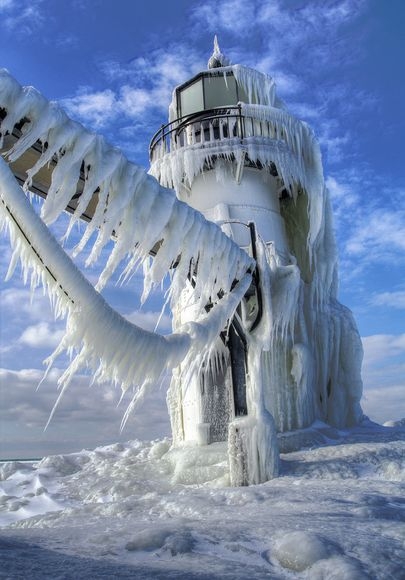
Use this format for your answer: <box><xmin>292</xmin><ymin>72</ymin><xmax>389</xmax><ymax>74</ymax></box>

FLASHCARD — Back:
<box><xmin>149</xmin><ymin>38</ymin><xmax>364</xmax><ymax>485</ymax></box>
<box><xmin>0</xmin><ymin>42</ymin><xmax>364</xmax><ymax>487</ymax></box>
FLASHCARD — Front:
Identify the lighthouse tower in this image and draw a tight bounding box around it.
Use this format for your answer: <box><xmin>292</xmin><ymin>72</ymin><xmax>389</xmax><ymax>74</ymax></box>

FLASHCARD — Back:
<box><xmin>149</xmin><ymin>39</ymin><xmax>363</xmax><ymax>485</ymax></box>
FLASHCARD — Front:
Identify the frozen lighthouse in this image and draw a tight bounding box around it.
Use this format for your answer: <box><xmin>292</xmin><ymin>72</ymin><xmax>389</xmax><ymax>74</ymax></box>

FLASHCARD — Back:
<box><xmin>0</xmin><ymin>38</ymin><xmax>364</xmax><ymax>487</ymax></box>
<box><xmin>149</xmin><ymin>39</ymin><xmax>364</xmax><ymax>484</ymax></box>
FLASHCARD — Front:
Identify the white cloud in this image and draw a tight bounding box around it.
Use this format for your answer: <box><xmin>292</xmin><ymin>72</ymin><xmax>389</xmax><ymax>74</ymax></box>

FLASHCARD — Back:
<box><xmin>61</xmin><ymin>89</ymin><xmax>118</xmax><ymax>128</ymax></box>
<box><xmin>362</xmin><ymin>384</ymin><xmax>405</xmax><ymax>425</ymax></box>
<box><xmin>192</xmin><ymin>0</ymin><xmax>366</xmax><ymax>70</ymax></box>
<box><xmin>319</xmin><ymin>131</ymin><xmax>350</xmax><ymax>164</ymax></box>
<box><xmin>345</xmin><ymin>207</ymin><xmax>405</xmax><ymax>258</ymax></box>
<box><xmin>18</xmin><ymin>322</ymin><xmax>65</xmax><ymax>348</ymax></box>
<box><xmin>125</xmin><ymin>309</ymin><xmax>172</xmax><ymax>334</ymax></box>
<box><xmin>0</xmin><ymin>366</ymin><xmax>171</xmax><ymax>457</ymax></box>
<box><xmin>370</xmin><ymin>291</ymin><xmax>405</xmax><ymax>310</ymax></box>
<box><xmin>362</xmin><ymin>334</ymin><xmax>405</xmax><ymax>367</ymax></box>
<box><xmin>326</xmin><ymin>176</ymin><xmax>359</xmax><ymax>208</ymax></box>
<box><xmin>191</xmin><ymin>0</ymin><xmax>251</xmax><ymax>36</ymax></box>
<box><xmin>119</xmin><ymin>85</ymin><xmax>158</xmax><ymax>117</ymax></box>
<box><xmin>60</xmin><ymin>46</ymin><xmax>202</xmax><ymax>132</ymax></box>
<box><xmin>1</xmin><ymin>287</ymin><xmax>50</xmax><ymax>317</ymax></box>
<box><xmin>326</xmin><ymin>172</ymin><xmax>405</xmax><ymax>283</ymax></box>
<box><xmin>361</xmin><ymin>333</ymin><xmax>405</xmax><ymax>423</ymax></box>
<box><xmin>1</xmin><ymin>0</ymin><xmax>45</xmax><ymax>34</ymax></box>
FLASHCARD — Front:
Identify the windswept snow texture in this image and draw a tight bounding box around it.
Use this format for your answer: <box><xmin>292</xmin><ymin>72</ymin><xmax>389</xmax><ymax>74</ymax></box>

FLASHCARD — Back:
<box><xmin>0</xmin><ymin>69</ymin><xmax>253</xmax><ymax>418</ymax></box>
<box><xmin>0</xmin><ymin>422</ymin><xmax>404</xmax><ymax>579</ymax></box>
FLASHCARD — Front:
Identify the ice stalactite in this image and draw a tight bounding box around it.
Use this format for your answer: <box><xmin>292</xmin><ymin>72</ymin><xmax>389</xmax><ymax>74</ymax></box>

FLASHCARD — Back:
<box><xmin>0</xmin><ymin>52</ymin><xmax>366</xmax><ymax>487</ymax></box>
<box><xmin>0</xmin><ymin>69</ymin><xmax>254</xmax><ymax>423</ymax></box>
<box><xmin>154</xmin><ymin>60</ymin><xmax>364</xmax><ymax>458</ymax></box>
<box><xmin>229</xmin><ymin>238</ymin><xmax>280</xmax><ymax>485</ymax></box>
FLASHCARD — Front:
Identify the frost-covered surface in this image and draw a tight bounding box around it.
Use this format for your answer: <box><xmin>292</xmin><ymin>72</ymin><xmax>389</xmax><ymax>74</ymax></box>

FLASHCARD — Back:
<box><xmin>153</xmin><ymin>62</ymin><xmax>364</xmax><ymax>445</ymax></box>
<box><xmin>1</xmin><ymin>421</ymin><xmax>404</xmax><ymax>579</ymax></box>
<box><xmin>152</xmin><ymin>65</ymin><xmax>324</xmax><ymax>260</ymax></box>
<box><xmin>0</xmin><ymin>63</ymin><xmax>365</xmax><ymax>488</ymax></box>
<box><xmin>0</xmin><ymin>69</ymin><xmax>253</xmax><ymax>419</ymax></box>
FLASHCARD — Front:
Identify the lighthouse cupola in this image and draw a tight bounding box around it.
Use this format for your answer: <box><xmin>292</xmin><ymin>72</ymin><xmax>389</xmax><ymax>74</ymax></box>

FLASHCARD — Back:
<box><xmin>149</xmin><ymin>38</ymin><xmax>290</xmax><ymax>253</ymax></box>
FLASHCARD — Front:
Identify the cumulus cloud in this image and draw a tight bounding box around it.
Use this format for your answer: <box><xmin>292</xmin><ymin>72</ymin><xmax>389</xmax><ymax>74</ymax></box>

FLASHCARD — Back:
<box><xmin>345</xmin><ymin>208</ymin><xmax>405</xmax><ymax>258</ymax></box>
<box><xmin>362</xmin><ymin>384</ymin><xmax>405</xmax><ymax>425</ymax></box>
<box><xmin>18</xmin><ymin>322</ymin><xmax>65</xmax><ymax>348</ymax></box>
<box><xmin>361</xmin><ymin>333</ymin><xmax>405</xmax><ymax>423</ymax></box>
<box><xmin>61</xmin><ymin>44</ymin><xmax>203</xmax><ymax>133</ymax></box>
<box><xmin>191</xmin><ymin>0</ymin><xmax>252</xmax><ymax>36</ymax></box>
<box><xmin>125</xmin><ymin>310</ymin><xmax>172</xmax><ymax>335</ymax></box>
<box><xmin>1</xmin><ymin>287</ymin><xmax>52</xmax><ymax>320</ymax></box>
<box><xmin>326</xmin><ymin>176</ymin><xmax>359</xmax><ymax>211</ymax></box>
<box><xmin>325</xmin><ymin>171</ymin><xmax>405</xmax><ymax>284</ymax></box>
<box><xmin>192</xmin><ymin>0</ymin><xmax>366</xmax><ymax>70</ymax></box>
<box><xmin>370</xmin><ymin>291</ymin><xmax>405</xmax><ymax>310</ymax></box>
<box><xmin>0</xmin><ymin>366</ymin><xmax>171</xmax><ymax>458</ymax></box>
<box><xmin>61</xmin><ymin>89</ymin><xmax>117</xmax><ymax>128</ymax></box>
<box><xmin>362</xmin><ymin>334</ymin><xmax>405</xmax><ymax>368</ymax></box>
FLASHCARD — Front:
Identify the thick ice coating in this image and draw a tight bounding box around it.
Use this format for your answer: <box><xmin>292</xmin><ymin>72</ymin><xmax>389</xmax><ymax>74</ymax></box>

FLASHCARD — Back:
<box><xmin>150</xmin><ymin>60</ymin><xmax>364</xmax><ymax>483</ymax></box>
<box><xmin>0</xmin><ymin>69</ymin><xmax>253</xmax><ymax>424</ymax></box>
<box><xmin>0</xmin><ymin>56</ymin><xmax>365</xmax><ymax>487</ymax></box>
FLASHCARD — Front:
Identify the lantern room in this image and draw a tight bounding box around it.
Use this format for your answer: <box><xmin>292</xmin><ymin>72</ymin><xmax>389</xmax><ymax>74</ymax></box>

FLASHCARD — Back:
<box><xmin>176</xmin><ymin>70</ymin><xmax>256</xmax><ymax>119</ymax></box>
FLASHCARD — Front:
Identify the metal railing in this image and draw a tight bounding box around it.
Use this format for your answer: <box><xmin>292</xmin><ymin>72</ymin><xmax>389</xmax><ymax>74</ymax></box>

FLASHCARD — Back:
<box><xmin>149</xmin><ymin>105</ymin><xmax>282</xmax><ymax>163</ymax></box>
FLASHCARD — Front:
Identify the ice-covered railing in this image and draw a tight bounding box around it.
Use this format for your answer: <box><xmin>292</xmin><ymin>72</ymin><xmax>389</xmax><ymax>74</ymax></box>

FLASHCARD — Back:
<box><xmin>0</xmin><ymin>68</ymin><xmax>254</xmax><ymax>422</ymax></box>
<box><xmin>150</xmin><ymin>104</ymin><xmax>320</xmax><ymax>188</ymax></box>
<box><xmin>150</xmin><ymin>105</ymin><xmax>324</xmax><ymax>258</ymax></box>
<box><xmin>150</xmin><ymin>104</ymin><xmax>317</xmax><ymax>167</ymax></box>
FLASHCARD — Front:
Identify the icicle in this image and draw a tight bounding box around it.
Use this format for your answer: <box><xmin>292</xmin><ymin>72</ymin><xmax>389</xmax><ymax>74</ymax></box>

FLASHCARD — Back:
<box><xmin>0</xmin><ymin>69</ymin><xmax>255</xmax><ymax>426</ymax></box>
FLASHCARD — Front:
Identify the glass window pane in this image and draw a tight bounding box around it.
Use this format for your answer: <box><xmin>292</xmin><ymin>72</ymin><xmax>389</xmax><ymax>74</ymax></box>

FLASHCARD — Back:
<box><xmin>179</xmin><ymin>79</ymin><xmax>204</xmax><ymax>117</ymax></box>
<box><xmin>204</xmin><ymin>75</ymin><xmax>238</xmax><ymax>109</ymax></box>
<box><xmin>236</xmin><ymin>83</ymin><xmax>257</xmax><ymax>104</ymax></box>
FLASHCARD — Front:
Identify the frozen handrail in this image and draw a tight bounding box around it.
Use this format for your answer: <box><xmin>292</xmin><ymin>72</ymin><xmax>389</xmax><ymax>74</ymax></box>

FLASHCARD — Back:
<box><xmin>149</xmin><ymin>104</ymin><xmax>317</xmax><ymax>168</ymax></box>
<box><xmin>0</xmin><ymin>68</ymin><xmax>254</xmax><ymax>423</ymax></box>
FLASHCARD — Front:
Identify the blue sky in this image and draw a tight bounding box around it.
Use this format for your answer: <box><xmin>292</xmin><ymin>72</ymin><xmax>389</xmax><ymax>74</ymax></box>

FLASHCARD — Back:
<box><xmin>0</xmin><ymin>0</ymin><xmax>404</xmax><ymax>458</ymax></box>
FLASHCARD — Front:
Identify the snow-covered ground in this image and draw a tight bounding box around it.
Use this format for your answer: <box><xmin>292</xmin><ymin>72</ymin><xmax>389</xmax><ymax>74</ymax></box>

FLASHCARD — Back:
<box><xmin>1</xmin><ymin>420</ymin><xmax>404</xmax><ymax>579</ymax></box>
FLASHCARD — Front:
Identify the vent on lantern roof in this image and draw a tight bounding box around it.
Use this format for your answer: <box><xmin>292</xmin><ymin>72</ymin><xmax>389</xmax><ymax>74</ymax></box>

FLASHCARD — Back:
<box><xmin>207</xmin><ymin>36</ymin><xmax>231</xmax><ymax>69</ymax></box>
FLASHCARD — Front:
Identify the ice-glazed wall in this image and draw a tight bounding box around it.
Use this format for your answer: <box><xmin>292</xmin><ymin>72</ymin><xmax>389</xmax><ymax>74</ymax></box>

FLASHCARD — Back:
<box><xmin>151</xmin><ymin>59</ymin><xmax>364</xmax><ymax>451</ymax></box>
<box><xmin>179</xmin><ymin>165</ymin><xmax>290</xmax><ymax>257</ymax></box>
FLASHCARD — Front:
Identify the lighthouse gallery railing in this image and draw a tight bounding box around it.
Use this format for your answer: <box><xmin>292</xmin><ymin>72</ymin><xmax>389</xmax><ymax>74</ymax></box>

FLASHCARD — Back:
<box><xmin>149</xmin><ymin>105</ymin><xmax>286</xmax><ymax>163</ymax></box>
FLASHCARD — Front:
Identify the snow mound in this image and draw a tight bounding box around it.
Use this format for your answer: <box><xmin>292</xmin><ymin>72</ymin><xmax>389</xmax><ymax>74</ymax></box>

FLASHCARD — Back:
<box><xmin>384</xmin><ymin>418</ymin><xmax>405</xmax><ymax>428</ymax></box>
<box><xmin>267</xmin><ymin>531</ymin><xmax>367</xmax><ymax>578</ymax></box>
<box><xmin>166</xmin><ymin>442</ymin><xmax>229</xmax><ymax>486</ymax></box>
<box><xmin>0</xmin><ymin>461</ymin><xmax>29</xmax><ymax>481</ymax></box>
<box><xmin>125</xmin><ymin>526</ymin><xmax>195</xmax><ymax>556</ymax></box>
<box><xmin>268</xmin><ymin>531</ymin><xmax>338</xmax><ymax>572</ymax></box>
<box><xmin>0</xmin><ymin>460</ymin><xmax>65</xmax><ymax>526</ymax></box>
<box><xmin>37</xmin><ymin>453</ymin><xmax>90</xmax><ymax>476</ymax></box>
<box><xmin>308</xmin><ymin>555</ymin><xmax>369</xmax><ymax>579</ymax></box>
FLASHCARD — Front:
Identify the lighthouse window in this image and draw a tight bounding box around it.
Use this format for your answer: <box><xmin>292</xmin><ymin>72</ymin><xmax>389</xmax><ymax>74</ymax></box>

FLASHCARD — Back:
<box><xmin>204</xmin><ymin>75</ymin><xmax>238</xmax><ymax>109</ymax></box>
<box><xmin>177</xmin><ymin>71</ymin><xmax>259</xmax><ymax>119</ymax></box>
<box><xmin>180</xmin><ymin>78</ymin><xmax>204</xmax><ymax>117</ymax></box>
<box><xmin>236</xmin><ymin>84</ymin><xmax>258</xmax><ymax>105</ymax></box>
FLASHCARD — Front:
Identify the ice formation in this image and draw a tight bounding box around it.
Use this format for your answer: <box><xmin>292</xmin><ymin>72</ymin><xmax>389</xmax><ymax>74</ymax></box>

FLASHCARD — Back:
<box><xmin>150</xmin><ymin>47</ymin><xmax>364</xmax><ymax>484</ymax></box>
<box><xmin>0</xmin><ymin>42</ymin><xmax>365</xmax><ymax>487</ymax></box>
<box><xmin>1</xmin><ymin>422</ymin><xmax>405</xmax><ymax>578</ymax></box>
<box><xmin>0</xmin><ymin>69</ymin><xmax>253</xmax><ymax>426</ymax></box>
